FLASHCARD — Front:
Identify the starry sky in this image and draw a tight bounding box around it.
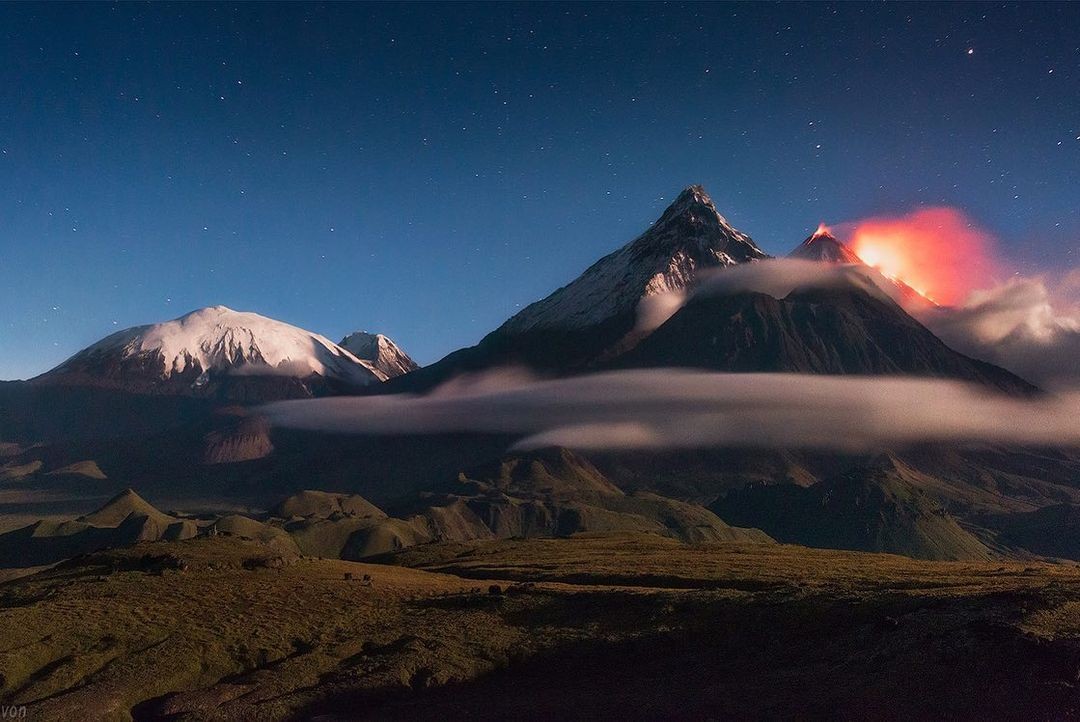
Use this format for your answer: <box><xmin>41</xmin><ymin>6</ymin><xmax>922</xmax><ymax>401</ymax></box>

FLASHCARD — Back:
<box><xmin>1</xmin><ymin>2</ymin><xmax>1078</xmax><ymax>380</ymax></box>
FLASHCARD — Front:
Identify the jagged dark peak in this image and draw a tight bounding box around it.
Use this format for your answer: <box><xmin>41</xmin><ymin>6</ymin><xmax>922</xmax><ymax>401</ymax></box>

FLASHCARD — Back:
<box><xmin>653</xmin><ymin>185</ymin><xmax>744</xmax><ymax>236</ymax></box>
<box><xmin>640</xmin><ymin>184</ymin><xmax>765</xmax><ymax>260</ymax></box>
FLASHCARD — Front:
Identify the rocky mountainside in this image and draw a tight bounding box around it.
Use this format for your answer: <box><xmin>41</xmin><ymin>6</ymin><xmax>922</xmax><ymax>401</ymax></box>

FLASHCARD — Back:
<box><xmin>611</xmin><ymin>283</ymin><xmax>1035</xmax><ymax>394</ymax></box>
<box><xmin>712</xmin><ymin>455</ymin><xmax>995</xmax><ymax>561</ymax></box>
<box><xmin>409</xmin><ymin>447</ymin><xmax>773</xmax><ymax>544</ymax></box>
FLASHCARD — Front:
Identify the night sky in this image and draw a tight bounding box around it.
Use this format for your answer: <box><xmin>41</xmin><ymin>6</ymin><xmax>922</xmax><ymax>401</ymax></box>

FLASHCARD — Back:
<box><xmin>2</xmin><ymin>2</ymin><xmax>1078</xmax><ymax>380</ymax></box>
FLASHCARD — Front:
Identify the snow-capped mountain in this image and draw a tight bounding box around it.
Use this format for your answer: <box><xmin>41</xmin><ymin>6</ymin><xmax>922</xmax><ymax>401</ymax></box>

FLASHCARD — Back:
<box><xmin>40</xmin><ymin>306</ymin><xmax>386</xmax><ymax>396</ymax></box>
<box><xmin>339</xmin><ymin>331</ymin><xmax>419</xmax><ymax>379</ymax></box>
<box><xmin>389</xmin><ymin>185</ymin><xmax>770</xmax><ymax>391</ymax></box>
<box><xmin>788</xmin><ymin>226</ymin><xmax>864</xmax><ymax>264</ymax></box>
<box><xmin>499</xmin><ymin>185</ymin><xmax>769</xmax><ymax>335</ymax></box>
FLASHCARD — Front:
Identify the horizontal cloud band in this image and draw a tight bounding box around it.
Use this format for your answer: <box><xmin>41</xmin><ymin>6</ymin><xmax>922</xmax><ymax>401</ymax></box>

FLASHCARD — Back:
<box><xmin>261</xmin><ymin>370</ymin><xmax>1080</xmax><ymax>452</ymax></box>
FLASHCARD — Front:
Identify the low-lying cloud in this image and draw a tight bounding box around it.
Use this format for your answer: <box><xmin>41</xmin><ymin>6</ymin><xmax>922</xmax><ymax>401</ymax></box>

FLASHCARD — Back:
<box><xmin>915</xmin><ymin>273</ymin><xmax>1080</xmax><ymax>389</ymax></box>
<box><xmin>696</xmin><ymin>258</ymin><xmax>896</xmax><ymax>302</ymax></box>
<box><xmin>633</xmin><ymin>259</ymin><xmax>902</xmax><ymax>334</ymax></box>
<box><xmin>261</xmin><ymin>369</ymin><xmax>1080</xmax><ymax>452</ymax></box>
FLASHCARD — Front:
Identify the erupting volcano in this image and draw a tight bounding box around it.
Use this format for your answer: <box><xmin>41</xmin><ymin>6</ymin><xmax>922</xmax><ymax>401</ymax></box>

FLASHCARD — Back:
<box><xmin>789</xmin><ymin>224</ymin><xmax>864</xmax><ymax>264</ymax></box>
<box><xmin>786</xmin><ymin>220</ymin><xmax>939</xmax><ymax>309</ymax></box>
<box><xmin>847</xmin><ymin>207</ymin><xmax>1001</xmax><ymax>306</ymax></box>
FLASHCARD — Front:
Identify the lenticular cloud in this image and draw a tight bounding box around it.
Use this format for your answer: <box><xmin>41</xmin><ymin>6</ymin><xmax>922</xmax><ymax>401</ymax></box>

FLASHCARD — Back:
<box><xmin>261</xmin><ymin>369</ymin><xmax>1080</xmax><ymax>452</ymax></box>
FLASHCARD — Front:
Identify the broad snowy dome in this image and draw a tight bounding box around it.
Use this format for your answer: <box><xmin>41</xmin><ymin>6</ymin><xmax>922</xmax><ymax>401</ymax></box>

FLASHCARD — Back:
<box><xmin>54</xmin><ymin>305</ymin><xmax>386</xmax><ymax>386</ymax></box>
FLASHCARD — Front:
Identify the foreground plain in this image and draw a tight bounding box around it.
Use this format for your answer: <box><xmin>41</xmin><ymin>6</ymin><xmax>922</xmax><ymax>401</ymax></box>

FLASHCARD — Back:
<box><xmin>3</xmin><ymin>533</ymin><xmax>1080</xmax><ymax>720</ymax></box>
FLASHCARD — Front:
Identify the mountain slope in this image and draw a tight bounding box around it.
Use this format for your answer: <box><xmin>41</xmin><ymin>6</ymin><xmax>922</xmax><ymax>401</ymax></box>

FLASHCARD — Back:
<box><xmin>500</xmin><ymin>185</ymin><xmax>768</xmax><ymax>335</ymax></box>
<box><xmin>38</xmin><ymin>306</ymin><xmax>385</xmax><ymax>398</ymax></box>
<box><xmin>79</xmin><ymin>488</ymin><xmax>173</xmax><ymax>527</ymax></box>
<box><xmin>399</xmin><ymin>448</ymin><xmax>775</xmax><ymax>545</ymax></box>
<box><xmin>339</xmin><ymin>332</ymin><xmax>418</xmax><ymax>379</ymax></box>
<box><xmin>0</xmin><ymin>488</ymin><xmax>196</xmax><ymax>567</ymax></box>
<box><xmin>712</xmin><ymin>455</ymin><xmax>995</xmax><ymax>561</ymax></box>
<box><xmin>273</xmin><ymin>490</ymin><xmax>386</xmax><ymax>520</ymax></box>
<box><xmin>392</xmin><ymin>185</ymin><xmax>768</xmax><ymax>390</ymax></box>
<box><xmin>457</xmin><ymin>447</ymin><xmax>625</xmax><ymax>499</ymax></box>
<box><xmin>611</xmin><ymin>282</ymin><xmax>1036</xmax><ymax>394</ymax></box>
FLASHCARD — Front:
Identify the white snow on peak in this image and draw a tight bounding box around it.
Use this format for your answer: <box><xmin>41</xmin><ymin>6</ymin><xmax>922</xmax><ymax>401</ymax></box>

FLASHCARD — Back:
<box><xmin>59</xmin><ymin>305</ymin><xmax>386</xmax><ymax>385</ymax></box>
<box><xmin>339</xmin><ymin>331</ymin><xmax>419</xmax><ymax>379</ymax></box>
<box><xmin>498</xmin><ymin>185</ymin><xmax>769</xmax><ymax>334</ymax></box>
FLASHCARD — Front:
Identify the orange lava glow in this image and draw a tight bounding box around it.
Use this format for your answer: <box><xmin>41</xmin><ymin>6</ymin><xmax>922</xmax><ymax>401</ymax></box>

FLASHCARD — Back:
<box><xmin>847</xmin><ymin>207</ymin><xmax>1000</xmax><ymax>306</ymax></box>
<box><xmin>813</xmin><ymin>222</ymin><xmax>830</xmax><ymax>237</ymax></box>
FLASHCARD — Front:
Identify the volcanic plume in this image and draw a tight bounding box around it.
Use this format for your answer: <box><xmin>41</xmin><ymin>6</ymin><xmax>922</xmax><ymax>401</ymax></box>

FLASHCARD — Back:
<box><xmin>846</xmin><ymin>207</ymin><xmax>1001</xmax><ymax>305</ymax></box>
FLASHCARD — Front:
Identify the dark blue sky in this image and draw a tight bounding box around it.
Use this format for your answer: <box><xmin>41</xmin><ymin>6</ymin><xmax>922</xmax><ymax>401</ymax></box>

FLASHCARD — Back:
<box><xmin>2</xmin><ymin>2</ymin><xmax>1078</xmax><ymax>379</ymax></box>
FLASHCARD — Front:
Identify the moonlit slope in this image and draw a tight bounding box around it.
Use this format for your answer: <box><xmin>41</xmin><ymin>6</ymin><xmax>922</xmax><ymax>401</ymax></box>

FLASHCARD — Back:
<box><xmin>339</xmin><ymin>331</ymin><xmax>419</xmax><ymax>379</ymax></box>
<box><xmin>51</xmin><ymin>306</ymin><xmax>386</xmax><ymax>387</ymax></box>
<box><xmin>498</xmin><ymin>185</ymin><xmax>769</xmax><ymax>334</ymax></box>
